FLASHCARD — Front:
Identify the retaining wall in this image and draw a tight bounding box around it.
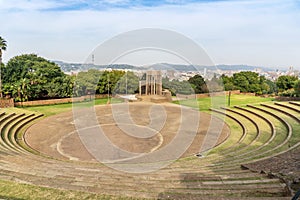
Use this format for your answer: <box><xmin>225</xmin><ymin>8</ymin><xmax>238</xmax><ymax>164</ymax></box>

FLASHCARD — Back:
<box><xmin>176</xmin><ymin>90</ymin><xmax>241</xmax><ymax>100</ymax></box>
<box><xmin>275</xmin><ymin>96</ymin><xmax>300</xmax><ymax>101</ymax></box>
<box><xmin>0</xmin><ymin>98</ymin><xmax>14</xmax><ymax>108</ymax></box>
<box><xmin>14</xmin><ymin>94</ymin><xmax>109</xmax><ymax>107</ymax></box>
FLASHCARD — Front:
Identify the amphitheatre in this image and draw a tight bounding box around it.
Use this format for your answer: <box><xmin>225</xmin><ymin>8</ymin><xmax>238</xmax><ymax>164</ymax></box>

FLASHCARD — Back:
<box><xmin>0</xmin><ymin>95</ymin><xmax>299</xmax><ymax>199</ymax></box>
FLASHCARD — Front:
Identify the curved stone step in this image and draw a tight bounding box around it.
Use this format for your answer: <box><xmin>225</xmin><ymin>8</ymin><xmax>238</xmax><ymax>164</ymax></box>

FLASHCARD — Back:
<box><xmin>220</xmin><ymin>107</ymin><xmax>260</xmax><ymax>153</ymax></box>
<box><xmin>8</xmin><ymin>114</ymin><xmax>43</xmax><ymax>154</ymax></box>
<box><xmin>247</xmin><ymin>105</ymin><xmax>292</xmax><ymax>153</ymax></box>
<box><xmin>0</xmin><ymin>113</ymin><xmax>24</xmax><ymax>152</ymax></box>
<box><xmin>275</xmin><ymin>102</ymin><xmax>300</xmax><ymax>114</ymax></box>
<box><xmin>205</xmin><ymin>108</ymin><xmax>264</xmax><ymax>164</ymax></box>
<box><xmin>205</xmin><ymin>108</ymin><xmax>275</xmax><ymax>166</ymax></box>
<box><xmin>209</xmin><ymin>108</ymin><xmax>246</xmax><ymax>148</ymax></box>
<box><xmin>289</xmin><ymin>101</ymin><xmax>300</xmax><ymax>107</ymax></box>
<box><xmin>261</xmin><ymin>103</ymin><xmax>300</xmax><ymax>123</ymax></box>
<box><xmin>218</xmin><ymin>107</ymin><xmax>276</xmax><ymax>159</ymax></box>
<box><xmin>202</xmin><ymin>105</ymin><xmax>293</xmax><ymax>169</ymax></box>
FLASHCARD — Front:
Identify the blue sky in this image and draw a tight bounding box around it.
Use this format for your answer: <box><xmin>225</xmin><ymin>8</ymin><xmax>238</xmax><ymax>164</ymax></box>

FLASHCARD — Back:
<box><xmin>0</xmin><ymin>0</ymin><xmax>300</xmax><ymax>69</ymax></box>
<box><xmin>1</xmin><ymin>0</ymin><xmax>233</xmax><ymax>11</ymax></box>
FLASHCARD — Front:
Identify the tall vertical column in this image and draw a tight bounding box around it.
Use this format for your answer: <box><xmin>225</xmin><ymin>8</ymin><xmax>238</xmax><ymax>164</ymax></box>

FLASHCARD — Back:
<box><xmin>151</xmin><ymin>76</ymin><xmax>153</xmax><ymax>95</ymax></box>
<box><xmin>139</xmin><ymin>81</ymin><xmax>141</xmax><ymax>96</ymax></box>
<box><xmin>145</xmin><ymin>74</ymin><xmax>148</xmax><ymax>95</ymax></box>
<box><xmin>154</xmin><ymin>78</ymin><xmax>156</xmax><ymax>95</ymax></box>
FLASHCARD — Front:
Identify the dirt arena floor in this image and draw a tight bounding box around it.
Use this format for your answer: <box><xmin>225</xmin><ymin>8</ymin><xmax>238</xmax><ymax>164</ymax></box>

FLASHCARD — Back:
<box><xmin>25</xmin><ymin>102</ymin><xmax>230</xmax><ymax>163</ymax></box>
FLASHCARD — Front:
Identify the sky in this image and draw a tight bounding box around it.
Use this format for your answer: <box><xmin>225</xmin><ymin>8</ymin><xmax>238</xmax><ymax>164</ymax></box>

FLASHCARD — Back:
<box><xmin>0</xmin><ymin>0</ymin><xmax>300</xmax><ymax>69</ymax></box>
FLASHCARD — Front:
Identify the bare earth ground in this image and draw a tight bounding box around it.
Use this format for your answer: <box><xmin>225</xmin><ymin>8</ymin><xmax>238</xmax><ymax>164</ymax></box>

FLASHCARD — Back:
<box><xmin>242</xmin><ymin>146</ymin><xmax>300</xmax><ymax>193</ymax></box>
<box><xmin>25</xmin><ymin>102</ymin><xmax>229</xmax><ymax>163</ymax></box>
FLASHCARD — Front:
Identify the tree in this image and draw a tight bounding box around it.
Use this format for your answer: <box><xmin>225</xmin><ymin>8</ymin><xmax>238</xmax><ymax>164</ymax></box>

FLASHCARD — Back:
<box><xmin>113</xmin><ymin>71</ymin><xmax>139</xmax><ymax>94</ymax></box>
<box><xmin>220</xmin><ymin>72</ymin><xmax>274</xmax><ymax>94</ymax></box>
<box><xmin>188</xmin><ymin>74</ymin><xmax>208</xmax><ymax>93</ymax></box>
<box><xmin>232</xmin><ymin>71</ymin><xmax>264</xmax><ymax>93</ymax></box>
<box><xmin>0</xmin><ymin>36</ymin><xmax>7</xmax><ymax>98</ymax></box>
<box><xmin>265</xmin><ymin>79</ymin><xmax>277</xmax><ymax>94</ymax></box>
<box><xmin>276</xmin><ymin>75</ymin><xmax>298</xmax><ymax>92</ymax></box>
<box><xmin>45</xmin><ymin>75</ymin><xmax>74</xmax><ymax>98</ymax></box>
<box><xmin>15</xmin><ymin>78</ymin><xmax>30</xmax><ymax>102</ymax></box>
<box><xmin>233</xmin><ymin>72</ymin><xmax>252</xmax><ymax>92</ymax></box>
<box><xmin>294</xmin><ymin>80</ymin><xmax>300</xmax><ymax>97</ymax></box>
<box><xmin>163</xmin><ymin>78</ymin><xmax>194</xmax><ymax>95</ymax></box>
<box><xmin>75</xmin><ymin>69</ymin><xmax>138</xmax><ymax>96</ymax></box>
<box><xmin>207</xmin><ymin>74</ymin><xmax>224</xmax><ymax>92</ymax></box>
<box><xmin>3</xmin><ymin>54</ymin><xmax>71</xmax><ymax>101</ymax></box>
<box><xmin>75</xmin><ymin>69</ymin><xmax>102</xmax><ymax>96</ymax></box>
<box><xmin>97</xmin><ymin>70</ymin><xmax>125</xmax><ymax>95</ymax></box>
<box><xmin>220</xmin><ymin>74</ymin><xmax>235</xmax><ymax>91</ymax></box>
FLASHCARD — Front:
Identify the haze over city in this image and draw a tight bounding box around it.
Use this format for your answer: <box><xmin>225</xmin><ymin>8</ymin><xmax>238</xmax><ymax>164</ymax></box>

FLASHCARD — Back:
<box><xmin>1</xmin><ymin>0</ymin><xmax>300</xmax><ymax>69</ymax></box>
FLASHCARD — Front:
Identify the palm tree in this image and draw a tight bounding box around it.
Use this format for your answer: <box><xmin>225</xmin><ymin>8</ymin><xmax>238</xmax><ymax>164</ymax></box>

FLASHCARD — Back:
<box><xmin>0</xmin><ymin>36</ymin><xmax>7</xmax><ymax>98</ymax></box>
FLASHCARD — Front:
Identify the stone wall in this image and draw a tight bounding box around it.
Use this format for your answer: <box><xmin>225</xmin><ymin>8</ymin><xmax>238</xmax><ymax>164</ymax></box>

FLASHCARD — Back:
<box><xmin>240</xmin><ymin>92</ymin><xmax>256</xmax><ymax>96</ymax></box>
<box><xmin>14</xmin><ymin>94</ymin><xmax>109</xmax><ymax>107</ymax></box>
<box><xmin>0</xmin><ymin>98</ymin><xmax>14</xmax><ymax>108</ymax></box>
<box><xmin>275</xmin><ymin>96</ymin><xmax>300</xmax><ymax>101</ymax></box>
<box><xmin>176</xmin><ymin>90</ymin><xmax>241</xmax><ymax>100</ymax></box>
<box><xmin>15</xmin><ymin>96</ymin><xmax>85</xmax><ymax>107</ymax></box>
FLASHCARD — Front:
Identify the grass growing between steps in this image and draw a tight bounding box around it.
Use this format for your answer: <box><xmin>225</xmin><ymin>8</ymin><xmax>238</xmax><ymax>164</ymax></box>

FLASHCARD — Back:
<box><xmin>203</xmin><ymin>104</ymin><xmax>300</xmax><ymax>168</ymax></box>
<box><xmin>0</xmin><ymin>179</ymin><xmax>143</xmax><ymax>200</ymax></box>
<box><xmin>203</xmin><ymin>114</ymin><xmax>243</xmax><ymax>156</ymax></box>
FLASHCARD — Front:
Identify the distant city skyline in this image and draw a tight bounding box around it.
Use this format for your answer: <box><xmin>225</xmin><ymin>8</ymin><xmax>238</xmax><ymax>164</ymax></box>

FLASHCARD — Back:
<box><xmin>0</xmin><ymin>0</ymin><xmax>300</xmax><ymax>70</ymax></box>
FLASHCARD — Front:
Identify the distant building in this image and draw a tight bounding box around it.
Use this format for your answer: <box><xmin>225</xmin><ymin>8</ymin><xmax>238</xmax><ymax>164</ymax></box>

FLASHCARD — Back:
<box><xmin>167</xmin><ymin>70</ymin><xmax>175</xmax><ymax>80</ymax></box>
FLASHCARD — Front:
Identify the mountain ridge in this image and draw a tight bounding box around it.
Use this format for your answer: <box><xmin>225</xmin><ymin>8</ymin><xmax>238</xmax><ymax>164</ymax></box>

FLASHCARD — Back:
<box><xmin>53</xmin><ymin>60</ymin><xmax>273</xmax><ymax>73</ymax></box>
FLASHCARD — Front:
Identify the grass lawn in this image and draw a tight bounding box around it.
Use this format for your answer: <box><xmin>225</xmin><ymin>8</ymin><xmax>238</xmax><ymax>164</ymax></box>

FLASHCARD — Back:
<box><xmin>19</xmin><ymin>94</ymin><xmax>275</xmax><ymax>116</ymax></box>
<box><xmin>173</xmin><ymin>94</ymin><xmax>275</xmax><ymax>111</ymax></box>
<box><xmin>19</xmin><ymin>98</ymin><xmax>117</xmax><ymax>117</ymax></box>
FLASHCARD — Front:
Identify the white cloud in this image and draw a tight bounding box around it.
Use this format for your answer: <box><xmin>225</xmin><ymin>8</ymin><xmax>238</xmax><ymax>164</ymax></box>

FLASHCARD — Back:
<box><xmin>101</xmin><ymin>0</ymin><xmax>129</xmax><ymax>4</ymax></box>
<box><xmin>0</xmin><ymin>0</ymin><xmax>299</xmax><ymax>69</ymax></box>
<box><xmin>0</xmin><ymin>0</ymin><xmax>62</xmax><ymax>11</ymax></box>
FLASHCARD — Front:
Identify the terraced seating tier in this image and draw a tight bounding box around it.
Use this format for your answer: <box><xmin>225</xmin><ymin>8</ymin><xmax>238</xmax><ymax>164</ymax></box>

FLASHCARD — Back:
<box><xmin>275</xmin><ymin>102</ymin><xmax>300</xmax><ymax>114</ymax></box>
<box><xmin>289</xmin><ymin>101</ymin><xmax>300</xmax><ymax>106</ymax></box>
<box><xmin>0</xmin><ymin>102</ymin><xmax>299</xmax><ymax>199</ymax></box>
<box><xmin>261</xmin><ymin>103</ymin><xmax>300</xmax><ymax>123</ymax></box>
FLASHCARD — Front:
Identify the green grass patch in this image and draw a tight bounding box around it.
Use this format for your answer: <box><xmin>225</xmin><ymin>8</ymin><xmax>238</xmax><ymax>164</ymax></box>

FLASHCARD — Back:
<box><xmin>205</xmin><ymin>115</ymin><xmax>243</xmax><ymax>156</ymax></box>
<box><xmin>0</xmin><ymin>179</ymin><xmax>143</xmax><ymax>200</ymax></box>
<box><xmin>173</xmin><ymin>94</ymin><xmax>275</xmax><ymax>111</ymax></box>
<box><xmin>19</xmin><ymin>98</ymin><xmax>120</xmax><ymax>117</ymax></box>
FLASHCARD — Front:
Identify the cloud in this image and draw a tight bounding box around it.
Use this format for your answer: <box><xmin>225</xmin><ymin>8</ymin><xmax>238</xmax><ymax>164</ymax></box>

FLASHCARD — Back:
<box><xmin>0</xmin><ymin>0</ymin><xmax>61</xmax><ymax>11</ymax></box>
<box><xmin>0</xmin><ymin>0</ymin><xmax>299</xmax><ymax>69</ymax></box>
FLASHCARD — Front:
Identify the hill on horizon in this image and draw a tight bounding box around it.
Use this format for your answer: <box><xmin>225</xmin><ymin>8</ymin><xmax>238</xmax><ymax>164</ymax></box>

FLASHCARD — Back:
<box><xmin>53</xmin><ymin>60</ymin><xmax>273</xmax><ymax>73</ymax></box>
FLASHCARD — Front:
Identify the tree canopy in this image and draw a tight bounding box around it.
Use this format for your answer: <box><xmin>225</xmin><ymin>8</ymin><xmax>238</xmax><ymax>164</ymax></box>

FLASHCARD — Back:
<box><xmin>294</xmin><ymin>80</ymin><xmax>300</xmax><ymax>97</ymax></box>
<box><xmin>74</xmin><ymin>69</ymin><xmax>139</xmax><ymax>96</ymax></box>
<box><xmin>188</xmin><ymin>74</ymin><xmax>208</xmax><ymax>93</ymax></box>
<box><xmin>162</xmin><ymin>78</ymin><xmax>194</xmax><ymax>95</ymax></box>
<box><xmin>2</xmin><ymin>54</ymin><xmax>140</xmax><ymax>101</ymax></box>
<box><xmin>220</xmin><ymin>71</ymin><xmax>274</xmax><ymax>94</ymax></box>
<box><xmin>276</xmin><ymin>75</ymin><xmax>298</xmax><ymax>92</ymax></box>
<box><xmin>2</xmin><ymin>54</ymin><xmax>73</xmax><ymax>101</ymax></box>
<box><xmin>0</xmin><ymin>36</ymin><xmax>7</xmax><ymax>58</ymax></box>
<box><xmin>1</xmin><ymin>53</ymin><xmax>299</xmax><ymax>101</ymax></box>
